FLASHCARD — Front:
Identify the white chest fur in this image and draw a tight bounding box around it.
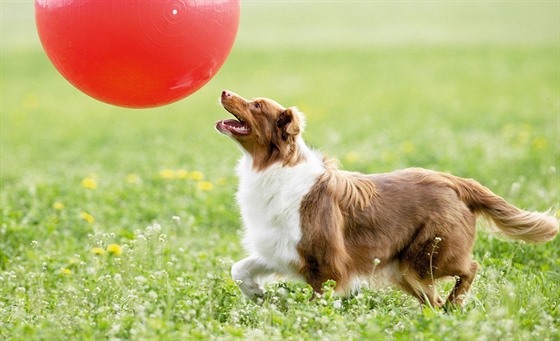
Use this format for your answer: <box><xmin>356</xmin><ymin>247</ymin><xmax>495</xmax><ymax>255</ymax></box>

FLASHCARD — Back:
<box><xmin>235</xmin><ymin>147</ymin><xmax>325</xmax><ymax>275</ymax></box>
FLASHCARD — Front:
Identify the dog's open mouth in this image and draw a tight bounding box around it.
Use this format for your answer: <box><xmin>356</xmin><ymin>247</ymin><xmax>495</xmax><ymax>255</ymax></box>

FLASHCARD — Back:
<box><xmin>216</xmin><ymin>115</ymin><xmax>251</xmax><ymax>136</ymax></box>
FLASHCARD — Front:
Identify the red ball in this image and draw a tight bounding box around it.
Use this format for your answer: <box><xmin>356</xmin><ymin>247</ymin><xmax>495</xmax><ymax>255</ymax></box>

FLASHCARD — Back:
<box><xmin>35</xmin><ymin>0</ymin><xmax>240</xmax><ymax>108</ymax></box>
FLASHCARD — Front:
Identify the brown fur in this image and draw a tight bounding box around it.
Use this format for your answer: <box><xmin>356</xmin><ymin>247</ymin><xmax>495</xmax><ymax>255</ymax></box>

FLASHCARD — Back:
<box><xmin>300</xmin><ymin>167</ymin><xmax>557</xmax><ymax>308</ymax></box>
<box><xmin>218</xmin><ymin>91</ymin><xmax>559</xmax><ymax>308</ymax></box>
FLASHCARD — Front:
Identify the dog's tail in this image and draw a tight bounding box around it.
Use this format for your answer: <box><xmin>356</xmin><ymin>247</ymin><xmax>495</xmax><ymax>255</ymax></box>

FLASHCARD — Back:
<box><xmin>445</xmin><ymin>175</ymin><xmax>558</xmax><ymax>243</ymax></box>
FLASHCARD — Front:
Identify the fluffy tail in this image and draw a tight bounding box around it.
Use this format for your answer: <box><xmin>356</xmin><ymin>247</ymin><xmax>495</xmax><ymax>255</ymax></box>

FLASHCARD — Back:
<box><xmin>445</xmin><ymin>175</ymin><xmax>558</xmax><ymax>243</ymax></box>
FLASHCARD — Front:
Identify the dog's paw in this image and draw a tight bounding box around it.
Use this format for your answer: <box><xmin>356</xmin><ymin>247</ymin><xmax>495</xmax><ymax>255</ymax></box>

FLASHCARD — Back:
<box><xmin>442</xmin><ymin>300</ymin><xmax>467</xmax><ymax>314</ymax></box>
<box><xmin>237</xmin><ymin>280</ymin><xmax>265</xmax><ymax>299</ymax></box>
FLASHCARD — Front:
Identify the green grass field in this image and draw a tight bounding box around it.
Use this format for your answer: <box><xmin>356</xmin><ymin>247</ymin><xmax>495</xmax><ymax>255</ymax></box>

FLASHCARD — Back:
<box><xmin>1</xmin><ymin>2</ymin><xmax>559</xmax><ymax>340</ymax></box>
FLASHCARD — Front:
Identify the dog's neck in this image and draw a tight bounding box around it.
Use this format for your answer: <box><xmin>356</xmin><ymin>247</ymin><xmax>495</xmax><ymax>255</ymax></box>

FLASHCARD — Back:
<box><xmin>239</xmin><ymin>136</ymin><xmax>324</xmax><ymax>174</ymax></box>
<box><xmin>244</xmin><ymin>136</ymin><xmax>320</xmax><ymax>172</ymax></box>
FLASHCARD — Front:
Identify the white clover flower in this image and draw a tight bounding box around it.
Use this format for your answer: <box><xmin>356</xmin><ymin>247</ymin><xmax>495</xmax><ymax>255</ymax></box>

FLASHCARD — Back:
<box><xmin>333</xmin><ymin>299</ymin><xmax>342</xmax><ymax>309</ymax></box>
<box><xmin>147</xmin><ymin>290</ymin><xmax>158</xmax><ymax>300</ymax></box>
<box><xmin>135</xmin><ymin>276</ymin><xmax>147</xmax><ymax>284</ymax></box>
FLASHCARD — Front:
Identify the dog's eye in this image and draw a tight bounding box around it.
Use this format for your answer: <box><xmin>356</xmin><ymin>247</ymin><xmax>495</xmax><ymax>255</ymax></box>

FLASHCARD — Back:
<box><xmin>253</xmin><ymin>102</ymin><xmax>260</xmax><ymax>109</ymax></box>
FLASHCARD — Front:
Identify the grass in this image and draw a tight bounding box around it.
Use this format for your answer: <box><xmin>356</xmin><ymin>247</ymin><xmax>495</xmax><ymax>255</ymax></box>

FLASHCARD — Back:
<box><xmin>1</xmin><ymin>1</ymin><xmax>559</xmax><ymax>340</ymax></box>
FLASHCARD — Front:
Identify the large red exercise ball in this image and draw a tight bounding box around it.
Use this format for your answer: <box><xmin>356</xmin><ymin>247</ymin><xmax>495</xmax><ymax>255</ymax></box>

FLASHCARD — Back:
<box><xmin>35</xmin><ymin>0</ymin><xmax>240</xmax><ymax>108</ymax></box>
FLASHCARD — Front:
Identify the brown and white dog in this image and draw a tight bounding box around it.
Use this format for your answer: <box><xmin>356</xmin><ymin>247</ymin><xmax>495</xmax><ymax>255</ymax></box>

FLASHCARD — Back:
<box><xmin>215</xmin><ymin>90</ymin><xmax>558</xmax><ymax>308</ymax></box>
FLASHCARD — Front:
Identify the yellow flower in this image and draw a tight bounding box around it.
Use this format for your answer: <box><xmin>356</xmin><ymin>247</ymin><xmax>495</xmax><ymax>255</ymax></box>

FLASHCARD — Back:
<box><xmin>344</xmin><ymin>151</ymin><xmax>359</xmax><ymax>164</ymax></box>
<box><xmin>81</xmin><ymin>177</ymin><xmax>98</xmax><ymax>190</ymax></box>
<box><xmin>90</xmin><ymin>247</ymin><xmax>105</xmax><ymax>255</ymax></box>
<box><xmin>401</xmin><ymin>140</ymin><xmax>416</xmax><ymax>154</ymax></box>
<box><xmin>197</xmin><ymin>181</ymin><xmax>214</xmax><ymax>191</ymax></box>
<box><xmin>516</xmin><ymin>130</ymin><xmax>531</xmax><ymax>146</ymax></box>
<box><xmin>176</xmin><ymin>170</ymin><xmax>190</xmax><ymax>179</ymax></box>
<box><xmin>189</xmin><ymin>171</ymin><xmax>204</xmax><ymax>181</ymax></box>
<box><xmin>126</xmin><ymin>173</ymin><xmax>141</xmax><ymax>184</ymax></box>
<box><xmin>532</xmin><ymin>137</ymin><xmax>547</xmax><ymax>150</ymax></box>
<box><xmin>106</xmin><ymin>244</ymin><xmax>122</xmax><ymax>256</ymax></box>
<box><xmin>52</xmin><ymin>202</ymin><xmax>65</xmax><ymax>210</ymax></box>
<box><xmin>80</xmin><ymin>212</ymin><xmax>94</xmax><ymax>224</ymax></box>
<box><xmin>60</xmin><ymin>268</ymin><xmax>72</xmax><ymax>275</ymax></box>
<box><xmin>23</xmin><ymin>94</ymin><xmax>39</xmax><ymax>111</ymax></box>
<box><xmin>159</xmin><ymin>169</ymin><xmax>176</xmax><ymax>179</ymax></box>
<box><xmin>381</xmin><ymin>151</ymin><xmax>395</xmax><ymax>163</ymax></box>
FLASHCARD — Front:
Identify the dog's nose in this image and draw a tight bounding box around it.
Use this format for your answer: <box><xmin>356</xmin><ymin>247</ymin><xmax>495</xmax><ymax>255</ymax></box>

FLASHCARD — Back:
<box><xmin>222</xmin><ymin>90</ymin><xmax>231</xmax><ymax>99</ymax></box>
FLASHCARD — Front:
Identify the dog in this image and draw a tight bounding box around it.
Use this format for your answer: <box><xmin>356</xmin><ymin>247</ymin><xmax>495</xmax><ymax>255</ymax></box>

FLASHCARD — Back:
<box><xmin>215</xmin><ymin>90</ymin><xmax>558</xmax><ymax>308</ymax></box>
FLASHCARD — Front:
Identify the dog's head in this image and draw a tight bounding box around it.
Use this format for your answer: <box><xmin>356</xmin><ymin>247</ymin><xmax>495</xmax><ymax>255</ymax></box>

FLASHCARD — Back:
<box><xmin>216</xmin><ymin>90</ymin><xmax>305</xmax><ymax>170</ymax></box>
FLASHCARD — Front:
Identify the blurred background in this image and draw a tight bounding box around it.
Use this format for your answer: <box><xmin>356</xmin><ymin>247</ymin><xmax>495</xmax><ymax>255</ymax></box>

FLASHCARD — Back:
<box><xmin>1</xmin><ymin>1</ymin><xmax>558</xmax><ymax>205</ymax></box>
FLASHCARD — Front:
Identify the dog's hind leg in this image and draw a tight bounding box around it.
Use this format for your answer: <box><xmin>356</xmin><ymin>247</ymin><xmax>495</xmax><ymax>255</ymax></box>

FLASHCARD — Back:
<box><xmin>397</xmin><ymin>271</ymin><xmax>443</xmax><ymax>308</ymax></box>
<box><xmin>444</xmin><ymin>260</ymin><xmax>479</xmax><ymax>308</ymax></box>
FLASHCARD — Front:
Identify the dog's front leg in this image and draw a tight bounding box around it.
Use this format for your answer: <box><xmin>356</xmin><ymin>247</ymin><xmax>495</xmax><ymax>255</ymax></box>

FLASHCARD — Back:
<box><xmin>231</xmin><ymin>255</ymin><xmax>274</xmax><ymax>298</ymax></box>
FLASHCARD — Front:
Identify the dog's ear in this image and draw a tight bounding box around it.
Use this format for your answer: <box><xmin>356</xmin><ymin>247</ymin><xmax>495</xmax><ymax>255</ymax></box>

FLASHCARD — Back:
<box><xmin>276</xmin><ymin>108</ymin><xmax>302</xmax><ymax>139</ymax></box>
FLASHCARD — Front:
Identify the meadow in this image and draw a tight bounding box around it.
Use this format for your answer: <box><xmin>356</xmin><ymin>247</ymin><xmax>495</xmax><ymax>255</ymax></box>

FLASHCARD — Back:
<box><xmin>1</xmin><ymin>2</ymin><xmax>559</xmax><ymax>340</ymax></box>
